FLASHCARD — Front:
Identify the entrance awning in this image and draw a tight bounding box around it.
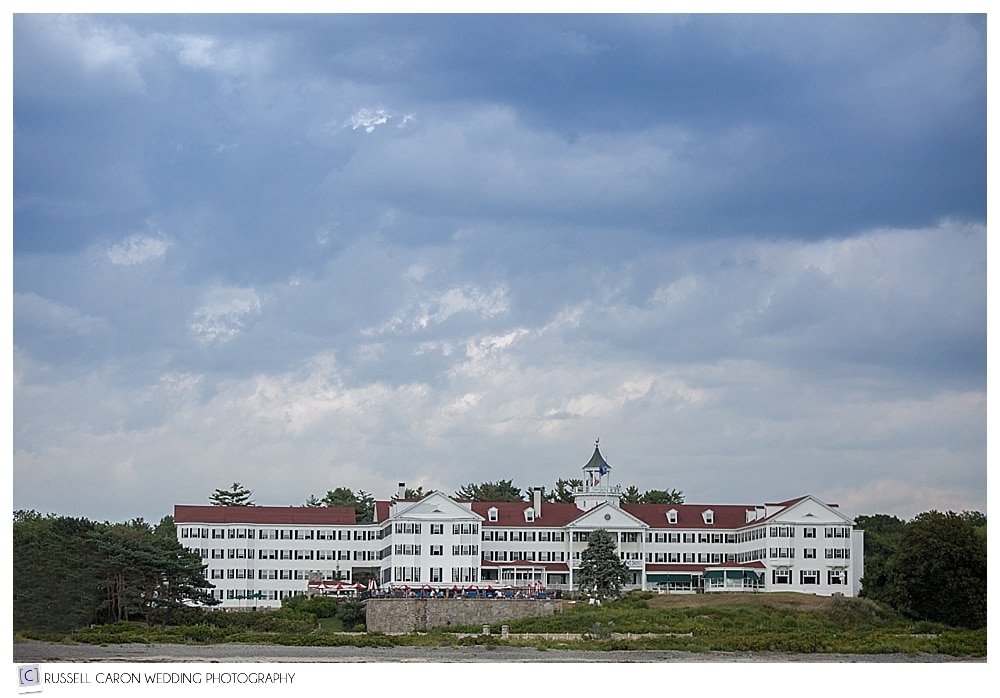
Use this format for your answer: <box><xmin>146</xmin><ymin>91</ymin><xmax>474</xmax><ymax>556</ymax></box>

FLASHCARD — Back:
<box><xmin>647</xmin><ymin>573</ymin><xmax>693</xmax><ymax>583</ymax></box>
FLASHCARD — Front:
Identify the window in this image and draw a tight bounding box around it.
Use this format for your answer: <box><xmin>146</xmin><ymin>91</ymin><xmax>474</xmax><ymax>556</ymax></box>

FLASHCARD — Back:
<box><xmin>395</xmin><ymin>523</ymin><xmax>422</xmax><ymax>535</ymax></box>
<box><xmin>488</xmin><ymin>507</ymin><xmax>498</xmax><ymax>522</ymax></box>
<box><xmin>698</xmin><ymin>533</ymin><xmax>710</xmax><ymax>543</ymax></box>
<box><xmin>824</xmin><ymin>527</ymin><xmax>850</xmax><ymax>538</ymax></box>
<box><xmin>430</xmin><ymin>545</ymin><xmax>443</xmax><ymax>556</ymax></box>
<box><xmin>394</xmin><ymin>567</ymin><xmax>420</xmax><ymax>582</ymax></box>
<box><xmin>452</xmin><ymin>523</ymin><xmax>478</xmax><ymax>535</ymax></box>
<box><xmin>800</xmin><ymin>570</ymin><xmax>820</xmax><ymax>585</ymax></box>
<box><xmin>279</xmin><ymin>529</ymin><xmax>294</xmax><ymax>540</ymax></box>
<box><xmin>803</xmin><ymin>548</ymin><xmax>817</xmax><ymax>559</ymax></box>
<box><xmin>682</xmin><ymin>533</ymin><xmax>695</xmax><ymax>543</ymax></box>
<box><xmin>430</xmin><ymin>567</ymin><xmax>443</xmax><ymax>583</ymax></box>
<box><xmin>572</xmin><ymin>531</ymin><xmax>590</xmax><ymax>543</ymax></box>
<box><xmin>828</xmin><ymin>570</ymin><xmax>847</xmax><ymax>585</ymax></box>
<box><xmin>772</xmin><ymin>569</ymin><xmax>792</xmax><ymax>584</ymax></box>
<box><xmin>668</xmin><ymin>532</ymin><xmax>680</xmax><ymax>543</ymax></box>
<box><xmin>210</xmin><ymin>569</ymin><xmax>225</xmax><ymax>579</ymax></box>
<box><xmin>211</xmin><ymin>549</ymin><xmax>225</xmax><ymax>559</ymax></box>
<box><xmin>682</xmin><ymin>553</ymin><xmax>695</xmax><ymax>563</ymax></box>
<box><xmin>524</xmin><ymin>507</ymin><xmax>534</xmax><ymax>523</ymax></box>
<box><xmin>666</xmin><ymin>509</ymin><xmax>678</xmax><ymax>524</ymax></box>
<box><xmin>394</xmin><ymin>544</ymin><xmax>421</xmax><ymax>556</ymax></box>
<box><xmin>430</xmin><ymin>523</ymin><xmax>444</xmax><ymax>535</ymax></box>
<box><xmin>279</xmin><ymin>550</ymin><xmax>293</xmax><ymax>560</ymax></box>
<box><xmin>452</xmin><ymin>545</ymin><xmax>478</xmax><ymax>556</ymax></box>
<box><xmin>451</xmin><ymin>567</ymin><xmax>478</xmax><ymax>583</ymax></box>
<box><xmin>803</xmin><ymin>527</ymin><xmax>816</xmax><ymax>538</ymax></box>
<box><xmin>259</xmin><ymin>549</ymin><xmax>277</xmax><ymax>560</ymax></box>
<box><xmin>825</xmin><ymin>548</ymin><xmax>850</xmax><ymax>559</ymax></box>
<box><xmin>258</xmin><ymin>569</ymin><xmax>277</xmax><ymax>580</ymax></box>
<box><xmin>702</xmin><ymin>509</ymin><xmax>714</xmax><ymax>525</ymax></box>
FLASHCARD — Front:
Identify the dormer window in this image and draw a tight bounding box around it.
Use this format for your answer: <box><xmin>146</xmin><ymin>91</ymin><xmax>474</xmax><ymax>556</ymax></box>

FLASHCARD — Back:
<box><xmin>524</xmin><ymin>507</ymin><xmax>535</xmax><ymax>523</ymax></box>
<box><xmin>666</xmin><ymin>509</ymin><xmax>678</xmax><ymax>524</ymax></box>
<box><xmin>702</xmin><ymin>509</ymin><xmax>714</xmax><ymax>525</ymax></box>
<box><xmin>488</xmin><ymin>507</ymin><xmax>498</xmax><ymax>522</ymax></box>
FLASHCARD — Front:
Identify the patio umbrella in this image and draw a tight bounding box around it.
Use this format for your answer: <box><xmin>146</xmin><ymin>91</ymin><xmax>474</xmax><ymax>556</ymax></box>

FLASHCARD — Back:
<box><xmin>354</xmin><ymin>582</ymin><xmax>364</xmax><ymax>590</ymax></box>
<box><xmin>335</xmin><ymin>583</ymin><xmax>344</xmax><ymax>590</ymax></box>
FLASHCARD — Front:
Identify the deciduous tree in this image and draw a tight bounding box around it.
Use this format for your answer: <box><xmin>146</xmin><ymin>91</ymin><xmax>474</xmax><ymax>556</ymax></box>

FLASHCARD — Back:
<box><xmin>885</xmin><ymin>510</ymin><xmax>986</xmax><ymax>629</ymax></box>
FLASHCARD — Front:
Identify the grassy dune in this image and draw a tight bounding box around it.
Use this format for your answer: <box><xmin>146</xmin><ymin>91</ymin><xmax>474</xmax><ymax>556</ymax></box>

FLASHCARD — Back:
<box><xmin>12</xmin><ymin>592</ymin><xmax>986</xmax><ymax>657</ymax></box>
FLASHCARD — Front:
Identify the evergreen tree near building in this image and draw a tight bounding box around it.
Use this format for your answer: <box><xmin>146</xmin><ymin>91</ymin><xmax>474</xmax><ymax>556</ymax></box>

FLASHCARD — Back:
<box><xmin>575</xmin><ymin>528</ymin><xmax>630</xmax><ymax>599</ymax></box>
<box><xmin>454</xmin><ymin>479</ymin><xmax>524</xmax><ymax>502</ymax></box>
<box><xmin>209</xmin><ymin>482</ymin><xmax>255</xmax><ymax>506</ymax></box>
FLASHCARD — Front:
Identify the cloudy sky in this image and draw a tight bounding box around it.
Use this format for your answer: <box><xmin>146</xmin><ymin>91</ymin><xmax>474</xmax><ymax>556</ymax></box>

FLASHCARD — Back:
<box><xmin>12</xmin><ymin>13</ymin><xmax>986</xmax><ymax>525</ymax></box>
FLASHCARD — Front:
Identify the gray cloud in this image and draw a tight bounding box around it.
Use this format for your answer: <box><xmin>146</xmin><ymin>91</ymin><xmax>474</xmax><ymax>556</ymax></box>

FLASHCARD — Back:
<box><xmin>13</xmin><ymin>14</ymin><xmax>985</xmax><ymax>524</ymax></box>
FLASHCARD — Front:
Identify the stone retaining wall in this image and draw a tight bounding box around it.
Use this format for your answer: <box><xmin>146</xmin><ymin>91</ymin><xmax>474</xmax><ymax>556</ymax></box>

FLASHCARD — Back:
<box><xmin>365</xmin><ymin>598</ymin><xmax>562</xmax><ymax>634</ymax></box>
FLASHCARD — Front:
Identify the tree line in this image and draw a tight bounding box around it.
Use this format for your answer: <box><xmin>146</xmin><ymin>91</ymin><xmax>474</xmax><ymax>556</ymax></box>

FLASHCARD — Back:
<box><xmin>210</xmin><ymin>479</ymin><xmax>684</xmax><ymax>524</ymax></box>
<box><xmin>13</xmin><ymin>510</ymin><xmax>217</xmax><ymax>633</ymax></box>
<box><xmin>857</xmin><ymin>510</ymin><xmax>986</xmax><ymax>629</ymax></box>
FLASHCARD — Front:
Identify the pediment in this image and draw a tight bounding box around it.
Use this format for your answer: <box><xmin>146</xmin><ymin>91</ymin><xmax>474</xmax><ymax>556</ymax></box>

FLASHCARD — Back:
<box><xmin>769</xmin><ymin>496</ymin><xmax>853</xmax><ymax>525</ymax></box>
<box><xmin>567</xmin><ymin>502</ymin><xmax>647</xmax><ymax>529</ymax></box>
<box><xmin>393</xmin><ymin>491</ymin><xmax>482</xmax><ymax>521</ymax></box>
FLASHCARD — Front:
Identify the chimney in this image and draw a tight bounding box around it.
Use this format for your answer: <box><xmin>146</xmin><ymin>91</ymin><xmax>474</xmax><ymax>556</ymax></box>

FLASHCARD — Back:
<box><xmin>397</xmin><ymin>482</ymin><xmax>406</xmax><ymax>500</ymax></box>
<box><xmin>533</xmin><ymin>486</ymin><xmax>543</xmax><ymax>518</ymax></box>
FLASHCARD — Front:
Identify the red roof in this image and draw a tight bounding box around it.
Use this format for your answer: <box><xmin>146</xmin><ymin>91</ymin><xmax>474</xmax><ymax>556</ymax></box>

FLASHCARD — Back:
<box><xmin>468</xmin><ymin>501</ymin><xmax>585</xmax><ymax>527</ymax></box>
<box><xmin>174</xmin><ymin>505</ymin><xmax>357</xmax><ymax>525</ymax></box>
<box><xmin>622</xmin><ymin>499</ymin><xmax>807</xmax><ymax>529</ymax></box>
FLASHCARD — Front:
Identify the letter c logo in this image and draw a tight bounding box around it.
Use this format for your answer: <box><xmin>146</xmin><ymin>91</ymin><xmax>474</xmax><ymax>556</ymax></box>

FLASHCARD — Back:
<box><xmin>20</xmin><ymin>667</ymin><xmax>38</xmax><ymax>684</ymax></box>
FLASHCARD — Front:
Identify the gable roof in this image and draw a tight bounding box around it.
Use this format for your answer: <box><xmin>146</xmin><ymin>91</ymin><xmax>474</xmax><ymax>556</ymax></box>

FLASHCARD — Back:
<box><xmin>567</xmin><ymin>500</ymin><xmax>648</xmax><ymax>528</ymax></box>
<box><xmin>174</xmin><ymin>504</ymin><xmax>357</xmax><ymax>525</ymax></box>
<box><xmin>393</xmin><ymin>491</ymin><xmax>482</xmax><ymax>521</ymax></box>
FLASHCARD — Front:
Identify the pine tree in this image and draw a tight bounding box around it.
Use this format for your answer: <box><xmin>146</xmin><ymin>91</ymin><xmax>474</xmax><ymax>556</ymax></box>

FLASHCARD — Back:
<box><xmin>455</xmin><ymin>479</ymin><xmax>524</xmax><ymax>502</ymax></box>
<box><xmin>209</xmin><ymin>482</ymin><xmax>255</xmax><ymax>506</ymax></box>
<box><xmin>576</xmin><ymin>529</ymin><xmax>630</xmax><ymax>598</ymax></box>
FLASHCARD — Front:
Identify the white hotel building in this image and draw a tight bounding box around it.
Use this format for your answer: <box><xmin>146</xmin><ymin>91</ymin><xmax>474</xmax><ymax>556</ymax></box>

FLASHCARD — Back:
<box><xmin>175</xmin><ymin>445</ymin><xmax>864</xmax><ymax>608</ymax></box>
